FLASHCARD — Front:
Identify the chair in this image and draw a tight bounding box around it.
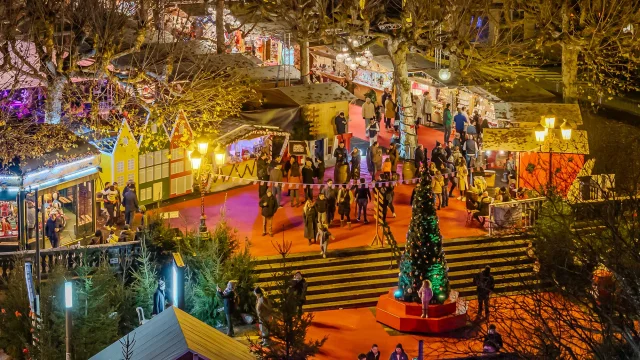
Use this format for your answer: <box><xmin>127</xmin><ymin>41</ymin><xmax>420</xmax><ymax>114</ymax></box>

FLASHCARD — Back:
<box><xmin>136</xmin><ymin>307</ymin><xmax>149</xmax><ymax>325</ymax></box>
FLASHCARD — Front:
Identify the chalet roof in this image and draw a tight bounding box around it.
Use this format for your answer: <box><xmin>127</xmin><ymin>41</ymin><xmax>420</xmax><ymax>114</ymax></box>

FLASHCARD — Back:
<box><xmin>499</xmin><ymin>102</ymin><xmax>583</xmax><ymax>127</ymax></box>
<box><xmin>233</xmin><ymin>65</ymin><xmax>301</xmax><ymax>82</ymax></box>
<box><xmin>91</xmin><ymin>136</ymin><xmax>118</xmax><ymax>154</ymax></box>
<box><xmin>262</xmin><ymin>82</ymin><xmax>356</xmax><ymax>106</ymax></box>
<box><xmin>483</xmin><ymin>128</ymin><xmax>590</xmax><ymax>155</ymax></box>
<box><xmin>90</xmin><ymin>307</ymin><xmax>254</xmax><ymax>360</ymax></box>
<box><xmin>371</xmin><ymin>53</ymin><xmax>432</xmax><ymax>73</ymax></box>
<box><xmin>214</xmin><ymin>117</ymin><xmax>287</xmax><ymax>146</ymax></box>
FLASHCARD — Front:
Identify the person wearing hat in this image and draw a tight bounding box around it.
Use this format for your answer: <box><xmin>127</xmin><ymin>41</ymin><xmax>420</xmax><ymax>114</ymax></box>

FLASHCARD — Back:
<box><xmin>152</xmin><ymin>277</ymin><xmax>167</xmax><ymax>316</ymax></box>
<box><xmin>389</xmin><ymin>344</ymin><xmax>408</xmax><ymax>360</ymax></box>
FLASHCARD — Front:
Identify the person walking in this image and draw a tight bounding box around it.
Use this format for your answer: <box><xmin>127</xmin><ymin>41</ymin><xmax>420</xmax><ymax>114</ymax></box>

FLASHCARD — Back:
<box><xmin>366</xmin><ymin>118</ymin><xmax>380</xmax><ymax>146</ymax></box>
<box><xmin>287</xmin><ymin>157</ymin><xmax>302</xmax><ymax>207</ymax></box>
<box><xmin>389</xmin><ymin>344</ymin><xmax>409</xmax><ymax>360</ymax></box>
<box><xmin>350</xmin><ymin>148</ymin><xmax>361</xmax><ymax>182</ymax></box>
<box><xmin>455</xmin><ymin>160</ymin><xmax>469</xmax><ymax>200</ymax></box>
<box><xmin>464</xmin><ymin>135</ymin><xmax>479</xmax><ymax>168</ymax></box>
<box><xmin>315</xmin><ymin>157</ymin><xmax>325</xmax><ymax>184</ymax></box>
<box><xmin>418</xmin><ymin>280</ymin><xmax>433</xmax><ymax>318</ymax></box>
<box><xmin>423</xmin><ymin>92</ymin><xmax>433</xmax><ymax>126</ymax></box>
<box><xmin>123</xmin><ymin>187</ymin><xmax>139</xmax><ymax>226</ymax></box>
<box><xmin>45</xmin><ymin>212</ymin><xmax>61</xmax><ymax>248</ymax></box>
<box><xmin>474</xmin><ymin>266</ymin><xmax>495</xmax><ymax>319</ymax></box>
<box><xmin>362</xmin><ymin>97</ymin><xmax>376</xmax><ymax>125</ymax></box>
<box><xmin>366</xmin><ymin>145</ymin><xmax>375</xmax><ymax>177</ymax></box>
<box><xmin>443</xmin><ymin>103</ymin><xmax>453</xmax><ymax>144</ymax></box>
<box><xmin>322</xmin><ymin>179</ymin><xmax>338</xmax><ymax>226</ymax></box>
<box><xmin>254</xmin><ymin>287</ymin><xmax>271</xmax><ymax>346</ymax></box>
<box><xmin>217</xmin><ymin>281</ymin><xmax>237</xmax><ymax>337</ymax></box>
<box><xmin>316</xmin><ymin>224</ymin><xmax>335</xmax><ymax>258</ymax></box>
<box><xmin>290</xmin><ymin>272</ymin><xmax>307</xmax><ymax>315</ymax></box>
<box><xmin>372</xmin><ymin>142</ymin><xmax>383</xmax><ymax>176</ymax></box>
<box><xmin>454</xmin><ymin>108</ymin><xmax>468</xmax><ymax>141</ymax></box>
<box><xmin>388</xmin><ymin>143</ymin><xmax>399</xmax><ymax>174</ymax></box>
<box><xmin>384</xmin><ymin>97</ymin><xmax>395</xmax><ymax>130</ymax></box>
<box><xmin>337</xmin><ymin>185</ymin><xmax>353</xmax><ymax>228</ymax></box>
<box><xmin>259</xmin><ymin>189</ymin><xmax>278</xmax><ymax>237</ymax></box>
<box><xmin>441</xmin><ymin>165</ymin><xmax>451</xmax><ymax>208</ymax></box>
<box><xmin>382</xmin><ymin>178</ymin><xmax>396</xmax><ymax>221</ymax></box>
<box><xmin>257</xmin><ymin>153</ymin><xmax>270</xmax><ymax>198</ymax></box>
<box><xmin>302</xmin><ymin>159</ymin><xmax>316</xmax><ymax>201</ymax></box>
<box><xmin>269</xmin><ymin>163</ymin><xmax>284</xmax><ymax>206</ymax></box>
<box><xmin>356</xmin><ymin>178</ymin><xmax>371</xmax><ymax>224</ymax></box>
<box><xmin>333</xmin><ymin>142</ymin><xmax>349</xmax><ymax>183</ymax></box>
<box><xmin>316</xmin><ymin>192</ymin><xmax>328</xmax><ymax>227</ymax></box>
<box><xmin>303</xmin><ymin>200</ymin><xmax>318</xmax><ymax>245</ymax></box>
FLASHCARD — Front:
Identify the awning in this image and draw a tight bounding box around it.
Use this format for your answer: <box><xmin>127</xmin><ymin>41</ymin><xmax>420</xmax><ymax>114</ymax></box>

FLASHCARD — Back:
<box><xmin>499</xmin><ymin>102</ymin><xmax>583</xmax><ymax>127</ymax></box>
<box><xmin>483</xmin><ymin>128</ymin><xmax>590</xmax><ymax>155</ymax></box>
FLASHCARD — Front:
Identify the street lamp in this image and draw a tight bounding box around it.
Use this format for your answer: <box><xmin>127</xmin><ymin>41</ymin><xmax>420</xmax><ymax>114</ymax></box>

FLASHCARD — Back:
<box><xmin>64</xmin><ymin>281</ymin><xmax>72</xmax><ymax>360</ymax></box>
<box><xmin>190</xmin><ymin>138</ymin><xmax>210</xmax><ymax>236</ymax></box>
<box><xmin>560</xmin><ymin>120</ymin><xmax>572</xmax><ymax>141</ymax></box>
<box><xmin>214</xmin><ymin>145</ymin><xmax>226</xmax><ymax>168</ymax></box>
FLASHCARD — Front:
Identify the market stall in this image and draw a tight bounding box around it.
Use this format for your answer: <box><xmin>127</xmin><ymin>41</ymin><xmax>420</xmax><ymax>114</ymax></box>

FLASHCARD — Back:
<box><xmin>482</xmin><ymin>126</ymin><xmax>590</xmax><ymax>196</ymax></box>
<box><xmin>206</xmin><ymin>119</ymin><xmax>290</xmax><ymax>192</ymax></box>
<box><xmin>0</xmin><ymin>134</ymin><xmax>100</xmax><ymax>249</ymax></box>
<box><xmin>310</xmin><ymin>46</ymin><xmax>348</xmax><ymax>86</ymax></box>
<box><xmin>409</xmin><ymin>75</ymin><xmax>456</xmax><ymax>125</ymax></box>
<box><xmin>233</xmin><ymin>65</ymin><xmax>301</xmax><ymax>89</ymax></box>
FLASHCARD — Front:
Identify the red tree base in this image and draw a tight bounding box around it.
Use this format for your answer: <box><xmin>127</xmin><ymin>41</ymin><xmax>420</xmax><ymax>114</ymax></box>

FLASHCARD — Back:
<box><xmin>375</xmin><ymin>289</ymin><xmax>467</xmax><ymax>333</ymax></box>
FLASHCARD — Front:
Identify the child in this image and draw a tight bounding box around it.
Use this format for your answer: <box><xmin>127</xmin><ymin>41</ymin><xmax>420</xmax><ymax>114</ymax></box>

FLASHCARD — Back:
<box><xmin>316</xmin><ymin>225</ymin><xmax>335</xmax><ymax>258</ymax></box>
<box><xmin>418</xmin><ymin>280</ymin><xmax>433</xmax><ymax>318</ymax></box>
<box><xmin>107</xmin><ymin>230</ymin><xmax>118</xmax><ymax>244</ymax></box>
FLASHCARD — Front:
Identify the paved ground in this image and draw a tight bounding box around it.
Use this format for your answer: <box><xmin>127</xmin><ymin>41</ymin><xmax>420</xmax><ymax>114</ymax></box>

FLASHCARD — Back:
<box><xmin>157</xmin><ymin>109</ymin><xmax>486</xmax><ymax>257</ymax></box>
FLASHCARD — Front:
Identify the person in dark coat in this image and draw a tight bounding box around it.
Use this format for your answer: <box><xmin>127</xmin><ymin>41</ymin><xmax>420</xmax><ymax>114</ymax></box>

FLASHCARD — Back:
<box><xmin>257</xmin><ymin>153</ymin><xmax>269</xmax><ymax>198</ymax></box>
<box><xmin>388</xmin><ymin>144</ymin><xmax>399</xmax><ymax>174</ymax></box>
<box><xmin>356</xmin><ymin>178</ymin><xmax>371</xmax><ymax>224</ymax></box>
<box><xmin>302</xmin><ymin>200</ymin><xmax>318</xmax><ymax>245</ymax></box>
<box><xmin>316</xmin><ymin>193</ymin><xmax>328</xmax><ymax>227</ymax></box>
<box><xmin>301</xmin><ymin>159</ymin><xmax>316</xmax><ymax>201</ymax></box>
<box><xmin>152</xmin><ymin>278</ymin><xmax>167</xmax><ymax>316</ymax></box>
<box><xmin>431</xmin><ymin>142</ymin><xmax>446</xmax><ymax>170</ymax></box>
<box><xmin>321</xmin><ymin>180</ymin><xmax>338</xmax><ymax>226</ymax></box>
<box><xmin>483</xmin><ymin>324</ymin><xmax>503</xmax><ymax>353</ymax></box>
<box><xmin>335</xmin><ymin>111</ymin><xmax>347</xmax><ymax>134</ymax></box>
<box><xmin>315</xmin><ymin>157</ymin><xmax>325</xmax><ymax>184</ymax></box>
<box><xmin>366</xmin><ymin>145</ymin><xmax>375</xmax><ymax>176</ymax></box>
<box><xmin>217</xmin><ymin>281</ymin><xmax>237</xmax><ymax>336</ymax></box>
<box><xmin>337</xmin><ymin>185</ymin><xmax>352</xmax><ymax>228</ymax></box>
<box><xmin>259</xmin><ymin>189</ymin><xmax>279</xmax><ymax>236</ymax></box>
<box><xmin>123</xmin><ymin>188</ymin><xmax>139</xmax><ymax>226</ymax></box>
<box><xmin>333</xmin><ymin>142</ymin><xmax>349</xmax><ymax>183</ymax></box>
<box><xmin>290</xmin><ymin>272</ymin><xmax>307</xmax><ymax>315</ymax></box>
<box><xmin>118</xmin><ymin>224</ymin><xmax>135</xmax><ymax>242</ymax></box>
<box><xmin>350</xmin><ymin>148</ymin><xmax>361</xmax><ymax>181</ymax></box>
<box><xmin>414</xmin><ymin>144</ymin><xmax>425</xmax><ymax>170</ymax></box>
<box><xmin>389</xmin><ymin>344</ymin><xmax>409</xmax><ymax>360</ymax></box>
<box><xmin>366</xmin><ymin>344</ymin><xmax>381</xmax><ymax>360</ymax></box>
<box><xmin>474</xmin><ymin>266</ymin><xmax>495</xmax><ymax>318</ymax></box>
<box><xmin>45</xmin><ymin>212</ymin><xmax>61</xmax><ymax>248</ymax></box>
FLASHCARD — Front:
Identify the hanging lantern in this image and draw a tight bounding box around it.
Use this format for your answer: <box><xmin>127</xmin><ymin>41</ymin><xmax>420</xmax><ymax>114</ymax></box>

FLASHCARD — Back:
<box><xmin>544</xmin><ymin>116</ymin><xmax>556</xmax><ymax>129</ymax></box>
<box><xmin>341</xmin><ymin>46</ymin><xmax>348</xmax><ymax>52</ymax></box>
<box><xmin>345</xmin><ymin>57</ymin><xmax>354</xmax><ymax>65</ymax></box>
<box><xmin>355</xmin><ymin>56</ymin><xmax>362</xmax><ymax>62</ymax></box>
<box><xmin>438</xmin><ymin>68</ymin><xmax>451</xmax><ymax>81</ymax></box>
<box><xmin>364</xmin><ymin>49</ymin><xmax>372</xmax><ymax>58</ymax></box>
<box><xmin>336</xmin><ymin>53</ymin><xmax>345</xmax><ymax>62</ymax></box>
<box><xmin>560</xmin><ymin>120</ymin><xmax>572</xmax><ymax>140</ymax></box>
<box><xmin>534</xmin><ymin>124</ymin><xmax>546</xmax><ymax>142</ymax></box>
<box><xmin>349</xmin><ymin>63</ymin><xmax>358</xmax><ymax>70</ymax></box>
<box><xmin>359</xmin><ymin>59</ymin><xmax>368</xmax><ymax>67</ymax></box>
<box><xmin>352</xmin><ymin>39</ymin><xmax>360</xmax><ymax>47</ymax></box>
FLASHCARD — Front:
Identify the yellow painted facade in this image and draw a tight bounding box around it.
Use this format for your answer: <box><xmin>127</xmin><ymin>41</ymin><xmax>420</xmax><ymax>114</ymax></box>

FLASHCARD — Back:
<box><xmin>98</xmin><ymin>121</ymin><xmax>139</xmax><ymax>191</ymax></box>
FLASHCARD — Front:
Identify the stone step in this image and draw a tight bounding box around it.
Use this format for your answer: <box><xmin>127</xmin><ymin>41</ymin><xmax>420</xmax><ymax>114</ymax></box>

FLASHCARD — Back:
<box><xmin>257</xmin><ymin>255</ymin><xmax>533</xmax><ymax>281</ymax></box>
<box><xmin>255</xmin><ymin>245</ymin><xmax>529</xmax><ymax>274</ymax></box>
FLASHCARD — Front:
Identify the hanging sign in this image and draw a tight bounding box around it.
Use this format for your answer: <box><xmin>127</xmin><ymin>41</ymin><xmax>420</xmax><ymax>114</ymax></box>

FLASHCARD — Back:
<box><xmin>289</xmin><ymin>141</ymin><xmax>309</xmax><ymax>156</ymax></box>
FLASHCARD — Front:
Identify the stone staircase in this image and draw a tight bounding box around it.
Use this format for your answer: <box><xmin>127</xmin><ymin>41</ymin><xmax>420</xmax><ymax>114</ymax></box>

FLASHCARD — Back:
<box><xmin>254</xmin><ymin>235</ymin><xmax>540</xmax><ymax>312</ymax></box>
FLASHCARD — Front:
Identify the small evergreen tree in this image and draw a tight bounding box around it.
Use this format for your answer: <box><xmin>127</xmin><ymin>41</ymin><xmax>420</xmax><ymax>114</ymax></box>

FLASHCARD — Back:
<box><xmin>0</xmin><ymin>258</ymin><xmax>35</xmax><ymax>360</ymax></box>
<box><xmin>131</xmin><ymin>240</ymin><xmax>158</xmax><ymax>317</ymax></box>
<box><xmin>120</xmin><ymin>334</ymin><xmax>136</xmax><ymax>360</ymax></box>
<box><xmin>248</xmin><ymin>240</ymin><xmax>326</xmax><ymax>359</ymax></box>
<box><xmin>398</xmin><ymin>168</ymin><xmax>450</xmax><ymax>303</ymax></box>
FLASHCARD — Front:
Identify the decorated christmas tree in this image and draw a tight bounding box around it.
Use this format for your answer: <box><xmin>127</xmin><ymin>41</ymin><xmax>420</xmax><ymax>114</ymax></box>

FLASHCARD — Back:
<box><xmin>397</xmin><ymin>168</ymin><xmax>450</xmax><ymax>304</ymax></box>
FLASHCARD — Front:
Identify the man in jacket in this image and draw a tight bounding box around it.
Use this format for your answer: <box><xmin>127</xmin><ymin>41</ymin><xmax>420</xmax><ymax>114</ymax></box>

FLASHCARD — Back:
<box><xmin>388</xmin><ymin>143</ymin><xmax>399</xmax><ymax>174</ymax></box>
<box><xmin>454</xmin><ymin>108</ymin><xmax>468</xmax><ymax>140</ymax></box>
<box><xmin>362</xmin><ymin>97</ymin><xmax>376</xmax><ymax>124</ymax></box>
<box><xmin>414</xmin><ymin>144</ymin><xmax>425</xmax><ymax>170</ymax></box>
<box><xmin>45</xmin><ymin>212</ymin><xmax>61</xmax><ymax>248</ymax></box>
<box><xmin>118</xmin><ymin>224</ymin><xmax>135</xmax><ymax>242</ymax></box>
<box><xmin>152</xmin><ymin>278</ymin><xmax>167</xmax><ymax>316</ymax></box>
<box><xmin>259</xmin><ymin>189</ymin><xmax>279</xmax><ymax>236</ymax></box>
<box><xmin>315</xmin><ymin>192</ymin><xmax>328</xmax><ymax>227</ymax></box>
<box><xmin>257</xmin><ymin>153</ymin><xmax>269</xmax><ymax>198</ymax></box>
<box><xmin>474</xmin><ymin>265</ymin><xmax>495</xmax><ymax>319</ymax></box>
<box><xmin>431</xmin><ymin>142</ymin><xmax>446</xmax><ymax>170</ymax></box>
<box><xmin>443</xmin><ymin>103</ymin><xmax>453</xmax><ymax>144</ymax></box>
<box><xmin>290</xmin><ymin>272</ymin><xmax>308</xmax><ymax>315</ymax></box>
<box><xmin>335</xmin><ymin>111</ymin><xmax>347</xmax><ymax>135</ymax></box>
<box><xmin>356</xmin><ymin>178</ymin><xmax>371</xmax><ymax>224</ymax></box>
<box><xmin>269</xmin><ymin>164</ymin><xmax>284</xmax><ymax>206</ymax></box>
<box><xmin>333</xmin><ymin>142</ymin><xmax>348</xmax><ymax>167</ymax></box>
<box><xmin>301</xmin><ymin>159</ymin><xmax>316</xmax><ymax>201</ymax></box>
<box><xmin>123</xmin><ymin>187</ymin><xmax>139</xmax><ymax>226</ymax></box>
<box><xmin>322</xmin><ymin>179</ymin><xmax>338</xmax><ymax>225</ymax></box>
<box><xmin>366</xmin><ymin>344</ymin><xmax>381</xmax><ymax>360</ymax></box>
<box><xmin>366</xmin><ymin>118</ymin><xmax>380</xmax><ymax>146</ymax></box>
<box><xmin>371</xmin><ymin>142</ymin><xmax>383</xmax><ymax>174</ymax></box>
<box><xmin>254</xmin><ymin>287</ymin><xmax>271</xmax><ymax>345</ymax></box>
<box><xmin>217</xmin><ymin>281</ymin><xmax>237</xmax><ymax>337</ymax></box>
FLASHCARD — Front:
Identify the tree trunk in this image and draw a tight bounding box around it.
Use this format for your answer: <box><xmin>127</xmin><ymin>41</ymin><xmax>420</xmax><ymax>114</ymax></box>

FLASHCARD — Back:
<box><xmin>388</xmin><ymin>41</ymin><xmax>416</xmax><ymax>159</ymax></box>
<box><xmin>300</xmin><ymin>39</ymin><xmax>310</xmax><ymax>85</ymax></box>
<box><xmin>46</xmin><ymin>76</ymin><xmax>65</xmax><ymax>124</ymax></box>
<box><xmin>561</xmin><ymin>44</ymin><xmax>579</xmax><ymax>104</ymax></box>
<box><xmin>216</xmin><ymin>0</ymin><xmax>225</xmax><ymax>54</ymax></box>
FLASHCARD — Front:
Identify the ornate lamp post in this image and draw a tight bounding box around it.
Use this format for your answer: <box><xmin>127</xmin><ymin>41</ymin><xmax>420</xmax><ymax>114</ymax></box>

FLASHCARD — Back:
<box><xmin>190</xmin><ymin>136</ymin><xmax>211</xmax><ymax>236</ymax></box>
<box><xmin>534</xmin><ymin>116</ymin><xmax>573</xmax><ymax>189</ymax></box>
